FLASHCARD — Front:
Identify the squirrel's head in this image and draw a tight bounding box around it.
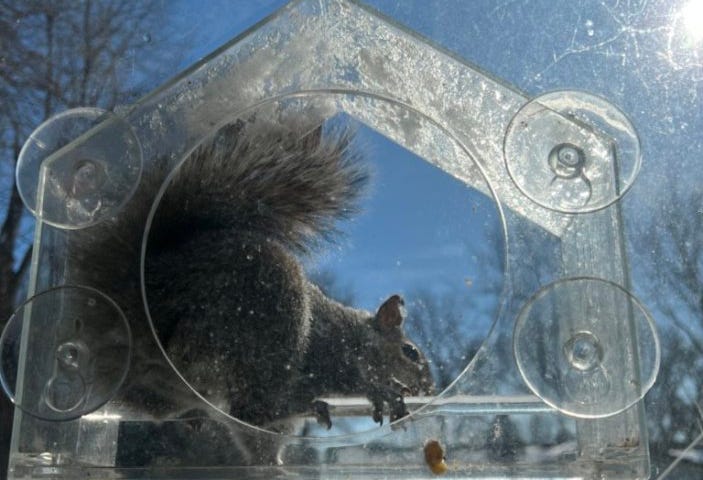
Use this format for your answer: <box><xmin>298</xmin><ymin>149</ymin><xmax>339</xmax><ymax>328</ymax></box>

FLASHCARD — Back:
<box><xmin>363</xmin><ymin>295</ymin><xmax>435</xmax><ymax>398</ymax></box>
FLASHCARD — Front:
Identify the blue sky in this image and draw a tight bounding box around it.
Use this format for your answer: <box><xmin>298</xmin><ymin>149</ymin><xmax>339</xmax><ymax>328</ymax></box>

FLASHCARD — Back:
<box><xmin>306</xmin><ymin>125</ymin><xmax>503</xmax><ymax>320</ymax></box>
<box><xmin>3</xmin><ymin>1</ymin><xmax>702</xmax><ymax>469</ymax></box>
<box><xmin>156</xmin><ymin>0</ymin><xmax>509</xmax><ymax>321</ymax></box>
<box><xmin>4</xmin><ymin>0</ymin><xmax>700</xmax><ymax>368</ymax></box>
<box><xmin>129</xmin><ymin>1</ymin><xmax>509</xmax><ymax>344</ymax></box>
<box><xmin>4</xmin><ymin>0</ymin><xmax>700</xmax><ymax>369</ymax></box>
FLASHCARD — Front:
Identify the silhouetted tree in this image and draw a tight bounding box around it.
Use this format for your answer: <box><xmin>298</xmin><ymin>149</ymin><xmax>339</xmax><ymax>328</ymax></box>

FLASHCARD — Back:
<box><xmin>0</xmin><ymin>1</ymin><xmax>162</xmax><ymax>476</ymax></box>
<box><xmin>404</xmin><ymin>288</ymin><xmax>484</xmax><ymax>388</ymax></box>
<box><xmin>634</xmin><ymin>182</ymin><xmax>703</xmax><ymax>472</ymax></box>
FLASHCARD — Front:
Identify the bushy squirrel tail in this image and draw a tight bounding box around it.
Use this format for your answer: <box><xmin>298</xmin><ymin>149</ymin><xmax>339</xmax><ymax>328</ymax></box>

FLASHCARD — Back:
<box><xmin>149</xmin><ymin>120</ymin><xmax>369</xmax><ymax>252</ymax></box>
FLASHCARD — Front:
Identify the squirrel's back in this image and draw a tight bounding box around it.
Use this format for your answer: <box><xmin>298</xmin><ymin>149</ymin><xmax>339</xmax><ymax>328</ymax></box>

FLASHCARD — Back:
<box><xmin>69</xmin><ymin>118</ymin><xmax>370</xmax><ymax>421</ymax></box>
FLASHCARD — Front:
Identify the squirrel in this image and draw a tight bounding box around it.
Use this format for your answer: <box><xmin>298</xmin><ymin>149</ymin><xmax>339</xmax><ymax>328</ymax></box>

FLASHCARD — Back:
<box><xmin>68</xmin><ymin>116</ymin><xmax>435</xmax><ymax>436</ymax></box>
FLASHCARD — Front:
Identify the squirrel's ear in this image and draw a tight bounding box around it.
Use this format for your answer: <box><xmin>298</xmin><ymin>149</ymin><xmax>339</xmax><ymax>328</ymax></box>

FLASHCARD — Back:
<box><xmin>375</xmin><ymin>294</ymin><xmax>405</xmax><ymax>333</ymax></box>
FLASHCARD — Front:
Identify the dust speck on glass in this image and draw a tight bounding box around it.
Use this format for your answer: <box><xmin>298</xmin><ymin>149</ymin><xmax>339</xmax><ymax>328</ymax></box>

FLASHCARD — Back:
<box><xmin>0</xmin><ymin>0</ymin><xmax>701</xmax><ymax>479</ymax></box>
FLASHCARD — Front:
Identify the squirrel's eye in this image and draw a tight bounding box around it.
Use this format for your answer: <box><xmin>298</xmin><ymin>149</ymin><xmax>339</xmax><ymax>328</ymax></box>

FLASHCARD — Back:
<box><xmin>402</xmin><ymin>342</ymin><xmax>420</xmax><ymax>362</ymax></box>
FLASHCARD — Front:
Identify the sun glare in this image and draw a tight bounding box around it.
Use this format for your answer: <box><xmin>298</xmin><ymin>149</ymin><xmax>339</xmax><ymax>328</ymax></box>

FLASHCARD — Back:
<box><xmin>681</xmin><ymin>0</ymin><xmax>703</xmax><ymax>42</ymax></box>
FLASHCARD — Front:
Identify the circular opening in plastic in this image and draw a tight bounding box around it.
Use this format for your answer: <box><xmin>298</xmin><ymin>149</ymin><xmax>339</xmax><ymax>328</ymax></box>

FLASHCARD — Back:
<box><xmin>140</xmin><ymin>91</ymin><xmax>507</xmax><ymax>437</ymax></box>
<box><xmin>0</xmin><ymin>286</ymin><xmax>131</xmax><ymax>421</ymax></box>
<box><xmin>513</xmin><ymin>277</ymin><xmax>660</xmax><ymax>419</ymax></box>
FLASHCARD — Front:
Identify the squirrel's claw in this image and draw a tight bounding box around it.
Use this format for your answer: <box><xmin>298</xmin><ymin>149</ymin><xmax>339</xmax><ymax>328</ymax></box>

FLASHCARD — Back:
<box><xmin>370</xmin><ymin>390</ymin><xmax>409</xmax><ymax>425</ymax></box>
<box><xmin>372</xmin><ymin>407</ymin><xmax>384</xmax><ymax>426</ymax></box>
<box><xmin>312</xmin><ymin>400</ymin><xmax>332</xmax><ymax>430</ymax></box>
<box><xmin>389</xmin><ymin>396</ymin><xmax>409</xmax><ymax>423</ymax></box>
<box><xmin>370</xmin><ymin>396</ymin><xmax>385</xmax><ymax>425</ymax></box>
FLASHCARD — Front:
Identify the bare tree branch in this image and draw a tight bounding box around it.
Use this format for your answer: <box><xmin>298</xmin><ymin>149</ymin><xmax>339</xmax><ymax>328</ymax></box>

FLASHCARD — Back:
<box><xmin>635</xmin><ymin>178</ymin><xmax>703</xmax><ymax>454</ymax></box>
<box><xmin>0</xmin><ymin>126</ymin><xmax>24</xmax><ymax>322</ymax></box>
<box><xmin>0</xmin><ymin>2</ymin><xmax>164</xmax><ymax>476</ymax></box>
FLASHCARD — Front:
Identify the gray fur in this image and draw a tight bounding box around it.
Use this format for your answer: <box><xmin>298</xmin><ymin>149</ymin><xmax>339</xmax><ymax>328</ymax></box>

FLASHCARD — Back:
<box><xmin>68</xmin><ymin>118</ymin><xmax>434</xmax><ymax>461</ymax></box>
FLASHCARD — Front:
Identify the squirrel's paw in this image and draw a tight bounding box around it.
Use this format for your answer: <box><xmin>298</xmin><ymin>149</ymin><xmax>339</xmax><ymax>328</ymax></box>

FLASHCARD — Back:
<box><xmin>371</xmin><ymin>397</ymin><xmax>385</xmax><ymax>426</ymax></box>
<box><xmin>369</xmin><ymin>388</ymin><xmax>410</xmax><ymax>426</ymax></box>
<box><xmin>312</xmin><ymin>400</ymin><xmax>332</xmax><ymax>430</ymax></box>
<box><xmin>389</xmin><ymin>394</ymin><xmax>409</xmax><ymax>423</ymax></box>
